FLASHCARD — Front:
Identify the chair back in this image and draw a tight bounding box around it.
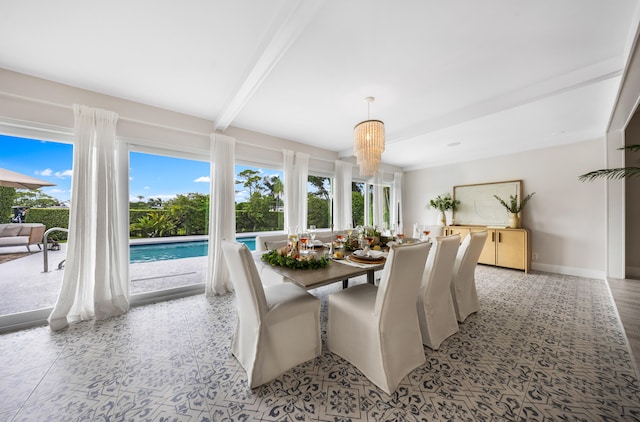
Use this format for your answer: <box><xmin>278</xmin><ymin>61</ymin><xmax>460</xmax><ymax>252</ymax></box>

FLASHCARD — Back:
<box><xmin>221</xmin><ymin>240</ymin><xmax>268</xmax><ymax>325</ymax></box>
<box><xmin>452</xmin><ymin>231</ymin><xmax>487</xmax><ymax>281</ymax></box>
<box><xmin>374</xmin><ymin>241</ymin><xmax>431</xmax><ymax>322</ymax></box>
<box><xmin>422</xmin><ymin>234</ymin><xmax>460</xmax><ymax>299</ymax></box>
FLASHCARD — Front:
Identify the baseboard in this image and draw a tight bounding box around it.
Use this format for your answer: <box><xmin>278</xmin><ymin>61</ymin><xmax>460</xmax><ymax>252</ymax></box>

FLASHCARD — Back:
<box><xmin>626</xmin><ymin>266</ymin><xmax>640</xmax><ymax>278</ymax></box>
<box><xmin>531</xmin><ymin>262</ymin><xmax>605</xmax><ymax>279</ymax></box>
<box><xmin>0</xmin><ymin>308</ymin><xmax>51</xmax><ymax>334</ymax></box>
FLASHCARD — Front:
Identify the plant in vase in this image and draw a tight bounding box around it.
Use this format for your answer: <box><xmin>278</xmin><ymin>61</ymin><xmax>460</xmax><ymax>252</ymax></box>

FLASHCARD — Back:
<box><xmin>493</xmin><ymin>192</ymin><xmax>535</xmax><ymax>229</ymax></box>
<box><xmin>428</xmin><ymin>193</ymin><xmax>460</xmax><ymax>226</ymax></box>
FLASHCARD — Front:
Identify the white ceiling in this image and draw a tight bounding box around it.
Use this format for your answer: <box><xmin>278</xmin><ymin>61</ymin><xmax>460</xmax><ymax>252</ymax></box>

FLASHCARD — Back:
<box><xmin>1</xmin><ymin>0</ymin><xmax>638</xmax><ymax>170</ymax></box>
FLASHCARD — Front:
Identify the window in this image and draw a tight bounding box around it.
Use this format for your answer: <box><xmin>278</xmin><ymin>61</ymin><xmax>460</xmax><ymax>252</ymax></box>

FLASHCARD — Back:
<box><xmin>352</xmin><ymin>181</ymin><xmax>365</xmax><ymax>227</ymax></box>
<box><xmin>307</xmin><ymin>175</ymin><xmax>331</xmax><ymax>228</ymax></box>
<box><xmin>235</xmin><ymin>164</ymin><xmax>284</xmax><ymax>233</ymax></box>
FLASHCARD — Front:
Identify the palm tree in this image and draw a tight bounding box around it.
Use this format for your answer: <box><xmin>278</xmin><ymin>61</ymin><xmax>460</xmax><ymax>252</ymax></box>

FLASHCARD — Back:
<box><xmin>579</xmin><ymin>145</ymin><xmax>640</xmax><ymax>181</ymax></box>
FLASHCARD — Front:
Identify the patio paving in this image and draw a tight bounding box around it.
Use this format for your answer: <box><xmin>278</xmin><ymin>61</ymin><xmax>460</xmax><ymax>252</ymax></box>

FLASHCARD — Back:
<box><xmin>0</xmin><ymin>244</ymin><xmax>207</xmax><ymax>316</ymax></box>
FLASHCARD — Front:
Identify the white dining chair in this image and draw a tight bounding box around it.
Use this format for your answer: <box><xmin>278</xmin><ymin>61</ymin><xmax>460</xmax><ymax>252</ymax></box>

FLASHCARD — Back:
<box><xmin>450</xmin><ymin>230</ymin><xmax>488</xmax><ymax>322</ymax></box>
<box><xmin>417</xmin><ymin>234</ymin><xmax>461</xmax><ymax>350</ymax></box>
<box><xmin>327</xmin><ymin>241</ymin><xmax>431</xmax><ymax>395</ymax></box>
<box><xmin>221</xmin><ymin>240</ymin><xmax>322</xmax><ymax>388</ymax></box>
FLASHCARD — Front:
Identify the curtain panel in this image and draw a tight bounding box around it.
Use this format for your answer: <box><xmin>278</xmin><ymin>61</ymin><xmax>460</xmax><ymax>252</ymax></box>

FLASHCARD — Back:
<box><xmin>333</xmin><ymin>160</ymin><xmax>353</xmax><ymax>230</ymax></box>
<box><xmin>206</xmin><ymin>133</ymin><xmax>236</xmax><ymax>295</ymax></box>
<box><xmin>48</xmin><ymin>104</ymin><xmax>129</xmax><ymax>331</ymax></box>
<box><xmin>283</xmin><ymin>150</ymin><xmax>309</xmax><ymax>231</ymax></box>
<box><xmin>392</xmin><ymin>172</ymin><xmax>403</xmax><ymax>232</ymax></box>
<box><xmin>372</xmin><ymin>172</ymin><xmax>384</xmax><ymax>229</ymax></box>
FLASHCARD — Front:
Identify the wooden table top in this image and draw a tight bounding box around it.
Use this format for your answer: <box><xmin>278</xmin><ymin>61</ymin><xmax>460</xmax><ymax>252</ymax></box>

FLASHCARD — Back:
<box><xmin>253</xmin><ymin>249</ymin><xmax>385</xmax><ymax>290</ymax></box>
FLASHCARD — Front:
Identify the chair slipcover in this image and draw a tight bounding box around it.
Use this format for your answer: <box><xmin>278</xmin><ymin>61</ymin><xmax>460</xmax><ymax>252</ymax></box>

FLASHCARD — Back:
<box><xmin>327</xmin><ymin>241</ymin><xmax>431</xmax><ymax>394</ymax></box>
<box><xmin>450</xmin><ymin>230</ymin><xmax>488</xmax><ymax>322</ymax></box>
<box><xmin>417</xmin><ymin>234</ymin><xmax>461</xmax><ymax>350</ymax></box>
<box><xmin>221</xmin><ymin>240</ymin><xmax>322</xmax><ymax>388</ymax></box>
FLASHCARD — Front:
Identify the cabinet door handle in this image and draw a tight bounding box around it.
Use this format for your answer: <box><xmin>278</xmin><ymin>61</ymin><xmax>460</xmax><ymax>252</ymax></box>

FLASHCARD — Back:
<box><xmin>498</xmin><ymin>232</ymin><xmax>502</xmax><ymax>243</ymax></box>
<box><xmin>491</xmin><ymin>232</ymin><xmax>495</xmax><ymax>242</ymax></box>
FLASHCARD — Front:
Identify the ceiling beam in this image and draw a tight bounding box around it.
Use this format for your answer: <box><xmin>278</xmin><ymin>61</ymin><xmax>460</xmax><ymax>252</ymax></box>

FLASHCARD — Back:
<box><xmin>387</xmin><ymin>57</ymin><xmax>624</xmax><ymax>145</ymax></box>
<box><xmin>214</xmin><ymin>0</ymin><xmax>324</xmax><ymax>131</ymax></box>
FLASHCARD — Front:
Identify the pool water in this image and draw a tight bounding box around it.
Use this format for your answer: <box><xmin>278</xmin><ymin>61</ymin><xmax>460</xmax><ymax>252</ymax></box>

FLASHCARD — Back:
<box><xmin>130</xmin><ymin>238</ymin><xmax>256</xmax><ymax>263</ymax></box>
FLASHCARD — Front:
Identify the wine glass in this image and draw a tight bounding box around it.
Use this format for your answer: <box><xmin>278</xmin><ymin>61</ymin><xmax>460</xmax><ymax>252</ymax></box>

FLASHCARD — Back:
<box><xmin>299</xmin><ymin>229</ymin><xmax>309</xmax><ymax>255</ymax></box>
<box><xmin>346</xmin><ymin>223</ymin><xmax>353</xmax><ymax>239</ymax></box>
<box><xmin>422</xmin><ymin>230</ymin><xmax>431</xmax><ymax>241</ymax></box>
<box><xmin>336</xmin><ymin>233</ymin><xmax>345</xmax><ymax>249</ymax></box>
<box><xmin>287</xmin><ymin>226</ymin><xmax>298</xmax><ymax>249</ymax></box>
<box><xmin>309</xmin><ymin>225</ymin><xmax>317</xmax><ymax>246</ymax></box>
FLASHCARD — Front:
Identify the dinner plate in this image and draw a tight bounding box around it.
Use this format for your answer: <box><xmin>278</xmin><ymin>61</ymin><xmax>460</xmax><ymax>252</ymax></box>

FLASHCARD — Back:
<box><xmin>348</xmin><ymin>254</ymin><xmax>385</xmax><ymax>264</ymax></box>
<box><xmin>353</xmin><ymin>249</ymin><xmax>386</xmax><ymax>259</ymax></box>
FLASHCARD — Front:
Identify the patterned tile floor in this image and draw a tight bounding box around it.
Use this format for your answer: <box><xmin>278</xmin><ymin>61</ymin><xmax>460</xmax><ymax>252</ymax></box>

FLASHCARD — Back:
<box><xmin>1</xmin><ymin>266</ymin><xmax>639</xmax><ymax>421</ymax></box>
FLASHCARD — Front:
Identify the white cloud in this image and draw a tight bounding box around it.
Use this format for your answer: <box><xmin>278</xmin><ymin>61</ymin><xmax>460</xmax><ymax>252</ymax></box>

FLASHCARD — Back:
<box><xmin>55</xmin><ymin>169</ymin><xmax>73</xmax><ymax>178</ymax></box>
<box><xmin>235</xmin><ymin>191</ymin><xmax>249</xmax><ymax>203</ymax></box>
<box><xmin>194</xmin><ymin>176</ymin><xmax>210</xmax><ymax>183</ymax></box>
<box><xmin>38</xmin><ymin>168</ymin><xmax>53</xmax><ymax>176</ymax></box>
<box><xmin>155</xmin><ymin>194</ymin><xmax>177</xmax><ymax>201</ymax></box>
<box><xmin>144</xmin><ymin>186</ymin><xmax>151</xmax><ymax>190</ymax></box>
<box><xmin>49</xmin><ymin>189</ymin><xmax>65</xmax><ymax>194</ymax></box>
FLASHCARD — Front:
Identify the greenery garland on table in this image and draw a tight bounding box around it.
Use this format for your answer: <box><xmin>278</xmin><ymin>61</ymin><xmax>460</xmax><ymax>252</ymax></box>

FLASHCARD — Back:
<box><xmin>261</xmin><ymin>249</ymin><xmax>330</xmax><ymax>269</ymax></box>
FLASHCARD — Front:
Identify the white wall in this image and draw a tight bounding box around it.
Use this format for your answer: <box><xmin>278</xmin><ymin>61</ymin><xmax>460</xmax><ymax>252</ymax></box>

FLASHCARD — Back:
<box><xmin>404</xmin><ymin>139</ymin><xmax>606</xmax><ymax>278</ymax></box>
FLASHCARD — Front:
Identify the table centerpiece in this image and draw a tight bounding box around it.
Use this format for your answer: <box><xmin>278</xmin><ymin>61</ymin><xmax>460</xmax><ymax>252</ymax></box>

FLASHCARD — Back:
<box><xmin>261</xmin><ymin>243</ymin><xmax>330</xmax><ymax>270</ymax></box>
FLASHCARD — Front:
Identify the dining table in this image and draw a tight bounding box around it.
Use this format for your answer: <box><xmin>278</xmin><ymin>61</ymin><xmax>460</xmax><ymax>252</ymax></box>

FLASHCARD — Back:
<box><xmin>253</xmin><ymin>248</ymin><xmax>386</xmax><ymax>290</ymax></box>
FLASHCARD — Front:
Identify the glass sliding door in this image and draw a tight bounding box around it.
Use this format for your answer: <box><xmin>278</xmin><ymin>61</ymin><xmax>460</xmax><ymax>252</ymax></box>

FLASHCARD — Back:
<box><xmin>0</xmin><ymin>134</ymin><xmax>73</xmax><ymax>324</ymax></box>
<box><xmin>129</xmin><ymin>151</ymin><xmax>210</xmax><ymax>297</ymax></box>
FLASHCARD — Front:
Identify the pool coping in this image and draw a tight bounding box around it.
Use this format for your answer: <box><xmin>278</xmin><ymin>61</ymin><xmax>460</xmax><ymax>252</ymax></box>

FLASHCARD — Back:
<box><xmin>129</xmin><ymin>232</ymin><xmax>260</xmax><ymax>246</ymax></box>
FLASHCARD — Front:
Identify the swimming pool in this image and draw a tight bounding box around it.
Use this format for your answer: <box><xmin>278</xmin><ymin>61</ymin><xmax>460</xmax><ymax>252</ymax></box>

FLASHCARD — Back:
<box><xmin>130</xmin><ymin>238</ymin><xmax>256</xmax><ymax>263</ymax></box>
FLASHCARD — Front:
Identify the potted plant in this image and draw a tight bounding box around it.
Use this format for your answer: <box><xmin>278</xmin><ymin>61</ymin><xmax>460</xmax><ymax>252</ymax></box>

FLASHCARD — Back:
<box><xmin>493</xmin><ymin>192</ymin><xmax>535</xmax><ymax>229</ymax></box>
<box><xmin>428</xmin><ymin>193</ymin><xmax>460</xmax><ymax>225</ymax></box>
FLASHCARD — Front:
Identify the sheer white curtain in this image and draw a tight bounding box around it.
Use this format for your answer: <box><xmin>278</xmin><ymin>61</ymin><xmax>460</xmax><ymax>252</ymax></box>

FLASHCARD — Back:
<box><xmin>391</xmin><ymin>172</ymin><xmax>403</xmax><ymax>232</ymax></box>
<box><xmin>48</xmin><ymin>104</ymin><xmax>129</xmax><ymax>331</ymax></box>
<box><xmin>206</xmin><ymin>133</ymin><xmax>236</xmax><ymax>295</ymax></box>
<box><xmin>333</xmin><ymin>160</ymin><xmax>353</xmax><ymax>230</ymax></box>
<box><xmin>283</xmin><ymin>150</ymin><xmax>296</xmax><ymax>230</ymax></box>
<box><xmin>295</xmin><ymin>152</ymin><xmax>309</xmax><ymax>230</ymax></box>
<box><xmin>372</xmin><ymin>172</ymin><xmax>385</xmax><ymax>229</ymax></box>
<box><xmin>283</xmin><ymin>150</ymin><xmax>309</xmax><ymax>231</ymax></box>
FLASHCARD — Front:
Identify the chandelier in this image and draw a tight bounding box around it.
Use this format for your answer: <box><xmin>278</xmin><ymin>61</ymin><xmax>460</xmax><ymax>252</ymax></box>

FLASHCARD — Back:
<box><xmin>354</xmin><ymin>97</ymin><xmax>385</xmax><ymax>177</ymax></box>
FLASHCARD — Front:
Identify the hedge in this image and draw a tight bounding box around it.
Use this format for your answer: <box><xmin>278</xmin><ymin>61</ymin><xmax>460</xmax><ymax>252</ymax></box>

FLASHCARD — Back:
<box><xmin>26</xmin><ymin>208</ymin><xmax>69</xmax><ymax>241</ymax></box>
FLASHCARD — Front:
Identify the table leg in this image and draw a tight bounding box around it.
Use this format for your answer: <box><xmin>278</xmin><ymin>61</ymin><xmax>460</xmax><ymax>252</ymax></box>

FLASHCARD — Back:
<box><xmin>342</xmin><ymin>279</ymin><xmax>349</xmax><ymax>289</ymax></box>
<box><xmin>367</xmin><ymin>270</ymin><xmax>375</xmax><ymax>285</ymax></box>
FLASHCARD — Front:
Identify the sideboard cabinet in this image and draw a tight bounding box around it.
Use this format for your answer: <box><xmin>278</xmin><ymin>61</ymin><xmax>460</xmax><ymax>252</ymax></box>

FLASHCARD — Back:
<box><xmin>443</xmin><ymin>225</ymin><xmax>530</xmax><ymax>272</ymax></box>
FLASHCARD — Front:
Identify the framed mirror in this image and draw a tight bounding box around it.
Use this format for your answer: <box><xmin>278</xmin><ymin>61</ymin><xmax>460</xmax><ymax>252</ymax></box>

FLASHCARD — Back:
<box><xmin>453</xmin><ymin>180</ymin><xmax>522</xmax><ymax>226</ymax></box>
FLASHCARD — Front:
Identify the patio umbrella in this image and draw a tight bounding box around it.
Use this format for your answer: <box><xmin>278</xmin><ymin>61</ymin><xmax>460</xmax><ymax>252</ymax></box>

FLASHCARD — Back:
<box><xmin>0</xmin><ymin>168</ymin><xmax>56</xmax><ymax>189</ymax></box>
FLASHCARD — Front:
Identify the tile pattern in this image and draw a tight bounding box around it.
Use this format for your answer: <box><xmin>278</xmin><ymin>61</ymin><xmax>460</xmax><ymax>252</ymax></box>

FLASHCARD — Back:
<box><xmin>1</xmin><ymin>267</ymin><xmax>639</xmax><ymax>421</ymax></box>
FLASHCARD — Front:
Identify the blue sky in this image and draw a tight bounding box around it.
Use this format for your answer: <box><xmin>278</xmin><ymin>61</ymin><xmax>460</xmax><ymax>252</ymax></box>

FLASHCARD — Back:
<box><xmin>0</xmin><ymin>135</ymin><xmax>282</xmax><ymax>204</ymax></box>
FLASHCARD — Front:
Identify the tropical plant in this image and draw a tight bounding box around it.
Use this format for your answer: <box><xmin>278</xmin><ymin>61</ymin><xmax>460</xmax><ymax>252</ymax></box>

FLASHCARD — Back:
<box><xmin>130</xmin><ymin>211</ymin><xmax>177</xmax><ymax>238</ymax></box>
<box><xmin>578</xmin><ymin>144</ymin><xmax>640</xmax><ymax>181</ymax></box>
<box><xmin>428</xmin><ymin>193</ymin><xmax>460</xmax><ymax>212</ymax></box>
<box><xmin>493</xmin><ymin>193</ymin><xmax>535</xmax><ymax>214</ymax></box>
